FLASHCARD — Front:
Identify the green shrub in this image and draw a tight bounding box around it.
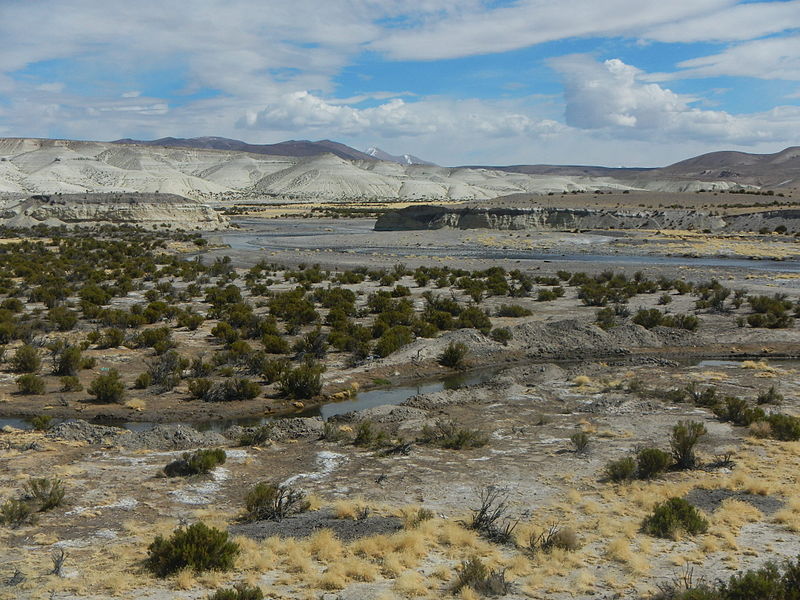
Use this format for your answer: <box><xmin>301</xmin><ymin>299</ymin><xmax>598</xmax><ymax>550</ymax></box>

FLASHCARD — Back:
<box><xmin>766</xmin><ymin>413</ymin><xmax>800</xmax><ymax>441</ymax></box>
<box><xmin>489</xmin><ymin>327</ymin><xmax>512</xmax><ymax>345</ymax></box>
<box><xmin>244</xmin><ymin>482</ymin><xmax>310</xmax><ymax>522</ymax></box>
<box><xmin>604</xmin><ymin>457</ymin><xmax>636</xmax><ymax>482</ymax></box>
<box><xmin>11</xmin><ymin>344</ymin><xmax>41</xmax><ymax>373</ymax></box>
<box><xmin>496</xmin><ymin>304</ymin><xmax>531</xmax><ymax>317</ymax></box>
<box><xmin>134</xmin><ymin>372</ymin><xmax>152</xmax><ymax>389</ymax></box>
<box><xmin>87</xmin><ymin>369</ymin><xmax>125</xmax><ymax>403</ymax></box>
<box><xmin>202</xmin><ymin>378</ymin><xmax>261</xmax><ymax>402</ymax></box>
<box><xmin>374</xmin><ymin>325</ymin><xmax>413</xmax><ymax>357</ymax></box>
<box><xmin>261</xmin><ymin>333</ymin><xmax>289</xmax><ymax>354</ymax></box>
<box><xmin>636</xmin><ymin>447</ymin><xmax>672</xmax><ymax>479</ymax></box>
<box><xmin>277</xmin><ymin>362</ymin><xmax>323</xmax><ymax>399</ymax></box>
<box><xmin>164</xmin><ymin>448</ymin><xmax>227</xmax><ymax>477</ymax></box>
<box><xmin>145</xmin><ymin>522</ymin><xmax>239</xmax><ymax>577</ymax></box>
<box><xmin>671</xmin><ymin>420</ymin><xmax>706</xmax><ymax>470</ymax></box>
<box><xmin>570</xmin><ymin>430</ymin><xmax>590</xmax><ymax>454</ymax></box>
<box><xmin>713</xmin><ymin>397</ymin><xmax>765</xmax><ymax>427</ymax></box>
<box><xmin>756</xmin><ymin>385</ymin><xmax>783</xmax><ymax>405</ymax></box>
<box><xmin>238</xmin><ymin>424</ymin><xmax>274</xmax><ymax>447</ymax></box>
<box><xmin>23</xmin><ymin>478</ymin><xmax>65</xmax><ymax>511</ymax></box>
<box><xmin>30</xmin><ymin>414</ymin><xmax>53</xmax><ymax>431</ymax></box>
<box><xmin>51</xmin><ymin>343</ymin><xmax>82</xmax><ymax>376</ymax></box>
<box><xmin>0</xmin><ymin>499</ymin><xmax>34</xmax><ymax>528</ymax></box>
<box><xmin>642</xmin><ymin>497</ymin><xmax>708</xmax><ymax>539</ymax></box>
<box><xmin>419</xmin><ymin>420</ymin><xmax>488</xmax><ymax>450</ymax></box>
<box><xmin>452</xmin><ymin>556</ymin><xmax>510</xmax><ymax>596</ymax></box>
<box><xmin>17</xmin><ymin>373</ymin><xmax>45</xmax><ymax>395</ymax></box>
<box><xmin>353</xmin><ymin>420</ymin><xmax>388</xmax><ymax>448</ymax></box>
<box><xmin>438</xmin><ymin>341</ymin><xmax>468</xmax><ymax>369</ymax></box>
<box><xmin>207</xmin><ymin>584</ymin><xmax>264</xmax><ymax>600</ymax></box>
<box><xmin>97</xmin><ymin>327</ymin><xmax>125</xmax><ymax>349</ymax></box>
<box><xmin>59</xmin><ymin>376</ymin><xmax>83</xmax><ymax>392</ymax></box>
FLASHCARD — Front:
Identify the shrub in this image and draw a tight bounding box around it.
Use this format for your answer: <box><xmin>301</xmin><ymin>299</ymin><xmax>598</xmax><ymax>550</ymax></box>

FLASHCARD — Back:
<box><xmin>147</xmin><ymin>350</ymin><xmax>185</xmax><ymax>392</ymax></box>
<box><xmin>438</xmin><ymin>341</ymin><xmax>468</xmax><ymax>369</ymax></box>
<box><xmin>469</xmin><ymin>486</ymin><xmax>516</xmax><ymax>544</ymax></box>
<box><xmin>605</xmin><ymin>457</ymin><xmax>636</xmax><ymax>482</ymax></box>
<box><xmin>208</xmin><ymin>584</ymin><xmax>264</xmax><ymax>600</ymax></box>
<box><xmin>642</xmin><ymin>497</ymin><xmax>708</xmax><ymax>539</ymax></box>
<box><xmin>189</xmin><ymin>378</ymin><xmax>261</xmax><ymax>402</ymax></box>
<box><xmin>496</xmin><ymin>304</ymin><xmax>531</xmax><ymax>317</ymax></box>
<box><xmin>766</xmin><ymin>413</ymin><xmax>800</xmax><ymax>441</ymax></box>
<box><xmin>238</xmin><ymin>424</ymin><xmax>274</xmax><ymax>446</ymax></box>
<box><xmin>452</xmin><ymin>556</ymin><xmax>510</xmax><ymax>596</ymax></box>
<box><xmin>0</xmin><ymin>499</ymin><xmax>34</xmax><ymax>528</ymax></box>
<box><xmin>164</xmin><ymin>448</ymin><xmax>226</xmax><ymax>477</ymax></box>
<box><xmin>526</xmin><ymin>523</ymin><xmax>580</xmax><ymax>555</ymax></box>
<box><xmin>671</xmin><ymin>420</ymin><xmax>706</xmax><ymax>470</ymax></box>
<box><xmin>419</xmin><ymin>420</ymin><xmax>488</xmax><ymax>449</ymax></box>
<box><xmin>636</xmin><ymin>447</ymin><xmax>672</xmax><ymax>479</ymax></box>
<box><xmin>756</xmin><ymin>385</ymin><xmax>783</xmax><ymax>405</ymax></box>
<box><xmin>145</xmin><ymin>522</ymin><xmax>240</xmax><ymax>577</ymax></box>
<box><xmin>59</xmin><ymin>375</ymin><xmax>83</xmax><ymax>392</ymax></box>
<box><xmin>261</xmin><ymin>333</ymin><xmax>289</xmax><ymax>354</ymax></box>
<box><xmin>353</xmin><ymin>420</ymin><xmax>388</xmax><ymax>448</ymax></box>
<box><xmin>23</xmin><ymin>478</ymin><xmax>65</xmax><ymax>511</ymax></box>
<box><xmin>713</xmin><ymin>397</ymin><xmax>765</xmax><ymax>427</ymax></box>
<box><xmin>87</xmin><ymin>369</ymin><xmax>125</xmax><ymax>403</ymax></box>
<box><xmin>51</xmin><ymin>343</ymin><xmax>82</xmax><ymax>376</ymax></box>
<box><xmin>17</xmin><ymin>373</ymin><xmax>45</xmax><ymax>395</ymax></box>
<box><xmin>277</xmin><ymin>362</ymin><xmax>323</xmax><ymax>399</ymax></box>
<box><xmin>188</xmin><ymin>377</ymin><xmax>213</xmax><ymax>400</ymax></box>
<box><xmin>570</xmin><ymin>431</ymin><xmax>590</xmax><ymax>454</ymax></box>
<box><xmin>97</xmin><ymin>327</ymin><xmax>125</xmax><ymax>349</ymax></box>
<box><xmin>134</xmin><ymin>372</ymin><xmax>152</xmax><ymax>389</ymax></box>
<box><xmin>30</xmin><ymin>414</ymin><xmax>53</xmax><ymax>431</ymax></box>
<box><xmin>244</xmin><ymin>482</ymin><xmax>310</xmax><ymax>522</ymax></box>
<box><xmin>12</xmin><ymin>344</ymin><xmax>41</xmax><ymax>373</ymax></box>
<box><xmin>490</xmin><ymin>327</ymin><xmax>512</xmax><ymax>345</ymax></box>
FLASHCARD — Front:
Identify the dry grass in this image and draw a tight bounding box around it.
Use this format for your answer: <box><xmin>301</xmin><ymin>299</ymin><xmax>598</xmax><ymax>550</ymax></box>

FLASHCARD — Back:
<box><xmin>394</xmin><ymin>570</ymin><xmax>429</xmax><ymax>596</ymax></box>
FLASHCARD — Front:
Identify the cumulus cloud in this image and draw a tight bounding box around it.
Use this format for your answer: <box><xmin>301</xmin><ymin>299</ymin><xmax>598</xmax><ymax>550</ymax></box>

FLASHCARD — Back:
<box><xmin>240</xmin><ymin>91</ymin><xmax>563</xmax><ymax>139</ymax></box>
<box><xmin>552</xmin><ymin>55</ymin><xmax>800</xmax><ymax>145</ymax></box>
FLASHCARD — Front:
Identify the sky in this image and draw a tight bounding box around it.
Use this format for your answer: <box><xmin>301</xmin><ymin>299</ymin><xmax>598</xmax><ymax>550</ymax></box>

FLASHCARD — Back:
<box><xmin>1</xmin><ymin>0</ymin><xmax>799</xmax><ymax>167</ymax></box>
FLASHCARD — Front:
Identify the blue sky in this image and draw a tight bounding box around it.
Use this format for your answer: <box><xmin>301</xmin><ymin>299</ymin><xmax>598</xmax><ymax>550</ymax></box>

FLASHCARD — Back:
<box><xmin>1</xmin><ymin>0</ymin><xmax>799</xmax><ymax>166</ymax></box>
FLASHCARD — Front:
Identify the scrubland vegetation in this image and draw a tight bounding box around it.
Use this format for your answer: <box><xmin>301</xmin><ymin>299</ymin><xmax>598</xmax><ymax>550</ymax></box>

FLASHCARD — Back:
<box><xmin>1</xmin><ymin>224</ymin><xmax>799</xmax><ymax>600</ymax></box>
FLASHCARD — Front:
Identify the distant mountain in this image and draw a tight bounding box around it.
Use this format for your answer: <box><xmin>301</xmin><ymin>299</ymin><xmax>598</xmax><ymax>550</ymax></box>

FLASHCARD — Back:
<box><xmin>366</xmin><ymin>146</ymin><xmax>436</xmax><ymax>166</ymax></box>
<box><xmin>658</xmin><ymin>146</ymin><xmax>800</xmax><ymax>187</ymax></box>
<box><xmin>465</xmin><ymin>146</ymin><xmax>800</xmax><ymax>188</ymax></box>
<box><xmin>111</xmin><ymin>136</ymin><xmax>376</xmax><ymax>162</ymax></box>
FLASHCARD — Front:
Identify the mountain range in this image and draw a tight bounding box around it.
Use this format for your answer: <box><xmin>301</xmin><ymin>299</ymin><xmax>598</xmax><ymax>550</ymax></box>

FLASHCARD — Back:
<box><xmin>0</xmin><ymin>136</ymin><xmax>796</xmax><ymax>201</ymax></box>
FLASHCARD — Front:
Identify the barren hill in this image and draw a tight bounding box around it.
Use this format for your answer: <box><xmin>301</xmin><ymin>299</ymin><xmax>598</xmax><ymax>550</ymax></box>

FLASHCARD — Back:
<box><xmin>0</xmin><ymin>137</ymin><xmax>787</xmax><ymax>201</ymax></box>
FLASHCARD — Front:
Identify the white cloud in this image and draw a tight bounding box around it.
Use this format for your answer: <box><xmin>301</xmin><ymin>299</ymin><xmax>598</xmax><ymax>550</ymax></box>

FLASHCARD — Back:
<box><xmin>121</xmin><ymin>91</ymin><xmax>141</xmax><ymax>98</ymax></box>
<box><xmin>552</xmin><ymin>55</ymin><xmax>800</xmax><ymax>145</ymax></box>
<box><xmin>641</xmin><ymin>0</ymin><xmax>800</xmax><ymax>43</ymax></box>
<box><xmin>370</xmin><ymin>0</ymin><xmax>735</xmax><ymax>60</ymax></box>
<box><xmin>35</xmin><ymin>82</ymin><xmax>65</xmax><ymax>93</ymax></box>
<box><xmin>240</xmin><ymin>91</ymin><xmax>564</xmax><ymax>139</ymax></box>
<box><xmin>658</xmin><ymin>36</ymin><xmax>800</xmax><ymax>81</ymax></box>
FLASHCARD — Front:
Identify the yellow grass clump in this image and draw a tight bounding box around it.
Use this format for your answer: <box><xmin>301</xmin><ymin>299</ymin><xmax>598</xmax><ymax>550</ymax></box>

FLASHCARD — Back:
<box><xmin>394</xmin><ymin>570</ymin><xmax>429</xmax><ymax>596</ymax></box>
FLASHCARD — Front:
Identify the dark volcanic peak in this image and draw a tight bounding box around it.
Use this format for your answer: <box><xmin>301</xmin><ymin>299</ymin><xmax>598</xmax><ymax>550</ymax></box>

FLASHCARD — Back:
<box><xmin>111</xmin><ymin>136</ymin><xmax>376</xmax><ymax>162</ymax></box>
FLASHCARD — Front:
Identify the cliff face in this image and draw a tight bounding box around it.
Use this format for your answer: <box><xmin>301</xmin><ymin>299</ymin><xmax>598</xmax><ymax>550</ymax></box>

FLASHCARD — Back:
<box><xmin>0</xmin><ymin>193</ymin><xmax>228</xmax><ymax>230</ymax></box>
<box><xmin>375</xmin><ymin>205</ymin><xmax>800</xmax><ymax>234</ymax></box>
